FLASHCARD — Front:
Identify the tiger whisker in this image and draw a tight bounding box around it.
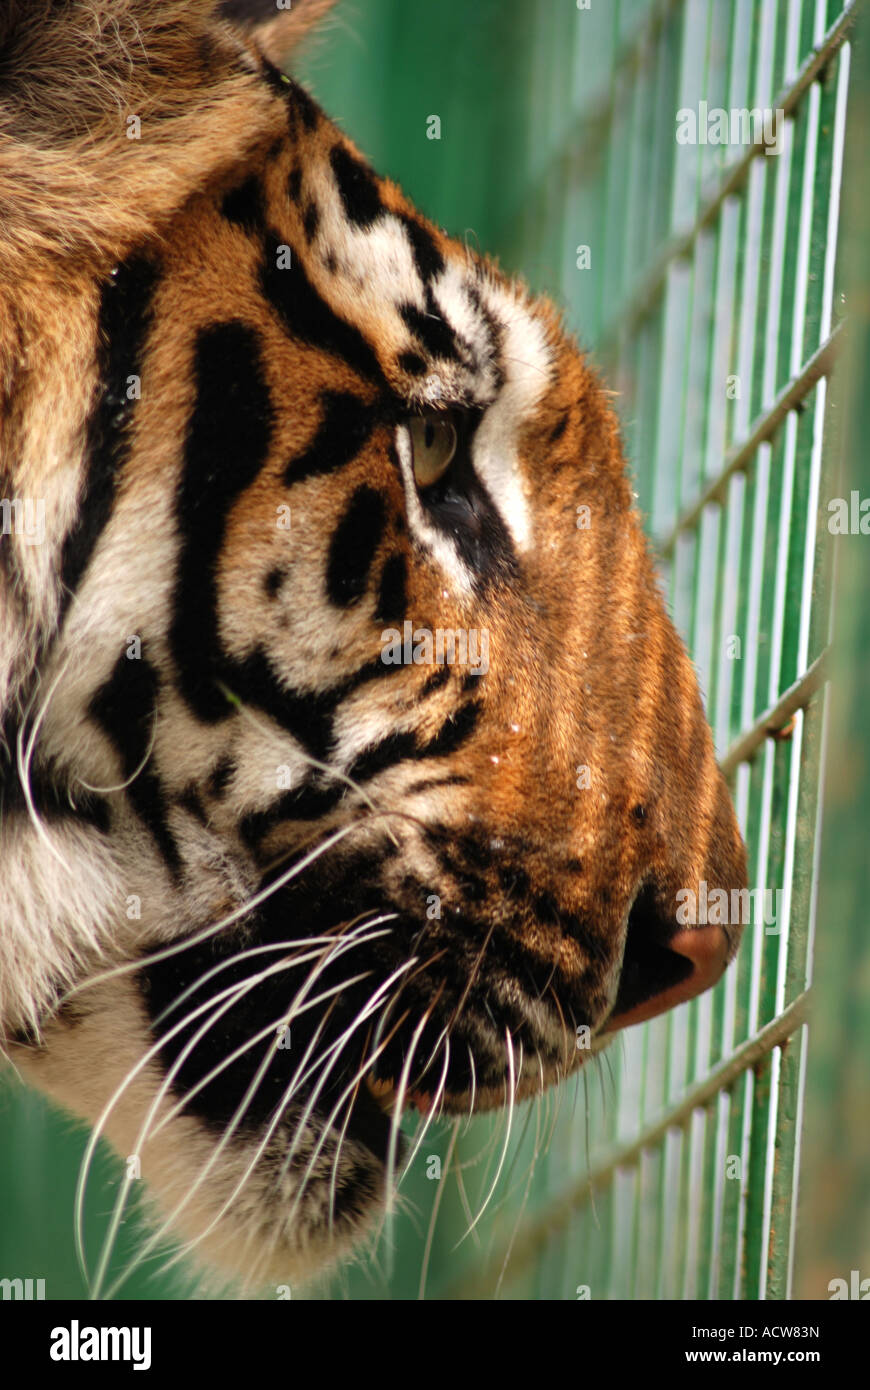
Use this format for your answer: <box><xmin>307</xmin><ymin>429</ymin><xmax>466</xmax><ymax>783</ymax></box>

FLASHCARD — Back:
<box><xmin>149</xmin><ymin>969</ymin><xmax>374</xmax><ymax>1142</ymax></box>
<box><xmin>74</xmin><ymin>704</ymin><xmax>157</xmax><ymax>794</ymax></box>
<box><xmin>78</xmin><ymin>922</ymin><xmax>385</xmax><ymax>1294</ymax></box>
<box><xmin>96</xmin><ymin>990</ymin><xmax>341</xmax><ymax>1300</ymax></box>
<box><xmin>483</xmin><ymin>1082</ymin><xmax>538</xmax><ymax>1223</ymax></box>
<box><xmin>453</xmin><ymin>1027</ymin><xmax>517</xmax><ymax>1247</ymax></box>
<box><xmin>134</xmin><ymin>990</ymin><xmax>356</xmax><ymax>1295</ymax></box>
<box><xmin>443</xmin><ymin>916</ymin><xmax>498</xmax><ymax>1038</ymax></box>
<box><xmin>460</xmin><ymin>1044</ymin><xmax>477</xmax><ymax>1136</ymax></box>
<box><xmin>149</xmin><ymin>915</ymin><xmax>393</xmax><ymax>1032</ymax></box>
<box><xmin>546</xmin><ymin>983</ymin><xmax>574</xmax><ymax>1076</ymax></box>
<box><xmin>417</xmin><ymin>1115</ymin><xmax>460</xmax><ymax>1301</ymax></box>
<box><xmin>451</xmin><ymin>1148</ymin><xmax>483</xmax><ymax>1251</ymax></box>
<box><xmin>324</xmin><ymin>1000</ymin><xmax>415</xmax><ymax>1240</ymax></box>
<box><xmin>375</xmin><ymin>996</ymin><xmax>440</xmax><ymax>1267</ymax></box>
<box><xmin>368</xmin><ymin>947</ymin><xmax>448</xmax><ymax>1060</ymax></box>
<box><xmin>103</xmin><ymin>940</ymin><xmax>403</xmax><ymax>1300</ymax></box>
<box><xmin>398</xmin><ymin>1033</ymin><xmax>450</xmax><ymax>1187</ymax></box>
<box><xmin>324</xmin><ymin>1019</ymin><xmax>375</xmax><ymax>1238</ymax></box>
<box><xmin>220</xmin><ymin>686</ymin><xmax>401</xmax><ymax>850</ymax></box>
<box><xmin>492</xmin><ymin>1086</ymin><xmax>546</xmax><ymax>1299</ymax></box>
<box><xmin>17</xmin><ymin>654</ymin><xmax>77</xmax><ymax>873</ymax></box>
<box><xmin>281</xmin><ymin>1028</ymin><xmax>405</xmax><ymax>1247</ymax></box>
<box><xmin>90</xmin><ymin>945</ymin><xmax>375</xmax><ymax>1300</ymax></box>
<box><xmin>276</xmin><ymin>971</ymin><xmax>427</xmax><ymax>1243</ymax></box>
<box><xmin>61</xmin><ymin>820</ymin><xmax>367</xmax><ymax>1003</ymax></box>
<box><xmin>271</xmin><ymin>956</ymin><xmax>422</xmax><ymax>1202</ymax></box>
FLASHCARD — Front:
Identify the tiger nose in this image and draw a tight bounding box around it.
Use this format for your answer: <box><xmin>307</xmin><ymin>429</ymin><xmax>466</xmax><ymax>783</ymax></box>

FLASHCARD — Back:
<box><xmin>601</xmin><ymin>917</ymin><xmax>731</xmax><ymax>1034</ymax></box>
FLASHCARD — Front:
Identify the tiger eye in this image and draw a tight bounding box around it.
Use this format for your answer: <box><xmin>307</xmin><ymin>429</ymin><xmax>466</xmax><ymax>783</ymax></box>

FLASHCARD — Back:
<box><xmin>409</xmin><ymin>413</ymin><xmax>458</xmax><ymax>488</ymax></box>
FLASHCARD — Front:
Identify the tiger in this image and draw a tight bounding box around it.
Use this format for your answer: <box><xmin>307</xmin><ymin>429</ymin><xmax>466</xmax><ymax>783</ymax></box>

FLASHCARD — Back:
<box><xmin>0</xmin><ymin>0</ymin><xmax>747</xmax><ymax>1293</ymax></box>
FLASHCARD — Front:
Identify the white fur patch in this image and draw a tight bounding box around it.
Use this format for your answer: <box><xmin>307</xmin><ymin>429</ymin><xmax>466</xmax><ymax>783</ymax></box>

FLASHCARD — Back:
<box><xmin>471</xmin><ymin>282</ymin><xmax>553</xmax><ymax>551</ymax></box>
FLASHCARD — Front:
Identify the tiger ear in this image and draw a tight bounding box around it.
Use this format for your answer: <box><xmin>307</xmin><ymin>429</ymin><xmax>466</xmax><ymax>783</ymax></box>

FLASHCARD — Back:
<box><xmin>218</xmin><ymin>0</ymin><xmax>337</xmax><ymax>64</ymax></box>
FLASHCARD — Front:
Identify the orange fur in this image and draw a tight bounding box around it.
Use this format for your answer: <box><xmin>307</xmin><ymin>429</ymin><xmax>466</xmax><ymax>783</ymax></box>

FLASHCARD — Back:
<box><xmin>1</xmin><ymin>0</ymin><xmax>746</xmax><ymax>1291</ymax></box>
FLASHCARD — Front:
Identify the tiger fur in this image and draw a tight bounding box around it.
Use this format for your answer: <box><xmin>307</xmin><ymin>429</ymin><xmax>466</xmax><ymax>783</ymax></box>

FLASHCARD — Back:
<box><xmin>0</xmin><ymin>0</ymin><xmax>747</xmax><ymax>1291</ymax></box>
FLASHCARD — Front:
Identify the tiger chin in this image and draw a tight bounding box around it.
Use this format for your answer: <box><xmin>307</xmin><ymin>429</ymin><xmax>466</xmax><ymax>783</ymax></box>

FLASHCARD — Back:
<box><xmin>0</xmin><ymin>0</ymin><xmax>747</xmax><ymax>1295</ymax></box>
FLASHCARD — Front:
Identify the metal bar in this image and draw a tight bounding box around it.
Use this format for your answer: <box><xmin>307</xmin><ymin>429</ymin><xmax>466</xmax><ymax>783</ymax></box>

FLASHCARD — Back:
<box><xmin>434</xmin><ymin>0</ymin><xmax>849</xmax><ymax>1304</ymax></box>
<box><xmin>597</xmin><ymin>2</ymin><xmax>858</xmax><ymax>358</ymax></box>
<box><xmin>657</xmin><ymin>324</ymin><xmax>843</xmax><ymax>557</ymax></box>
<box><xmin>493</xmin><ymin>0</ymin><xmax>684</xmax><ymax>248</ymax></box>
<box><xmin>719</xmin><ymin>647</ymin><xmax>830</xmax><ymax>776</ymax></box>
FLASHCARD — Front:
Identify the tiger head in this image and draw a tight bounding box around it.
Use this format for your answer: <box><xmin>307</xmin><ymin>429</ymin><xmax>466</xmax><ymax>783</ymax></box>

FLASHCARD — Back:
<box><xmin>0</xmin><ymin>0</ymin><xmax>747</xmax><ymax>1290</ymax></box>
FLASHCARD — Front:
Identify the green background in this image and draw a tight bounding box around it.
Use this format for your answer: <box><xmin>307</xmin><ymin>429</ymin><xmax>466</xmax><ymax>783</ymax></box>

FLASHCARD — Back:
<box><xmin>0</xmin><ymin>0</ymin><xmax>866</xmax><ymax>1300</ymax></box>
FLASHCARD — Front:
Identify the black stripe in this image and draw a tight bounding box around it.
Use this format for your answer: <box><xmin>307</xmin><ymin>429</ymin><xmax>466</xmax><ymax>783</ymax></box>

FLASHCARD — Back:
<box><xmin>288</xmin><ymin>78</ymin><xmax>320</xmax><ymax>133</ymax></box>
<box><xmin>240</xmin><ymin>780</ymin><xmax>346</xmax><ymax>846</ymax></box>
<box><xmin>457</xmin><ymin>834</ymin><xmax>495</xmax><ymax>869</ymax></box>
<box><xmin>343</xmin><ymin>696</ymin><xmax>482</xmax><ymax>790</ymax></box>
<box><xmin>258</xmin><ymin>54</ymin><xmax>291</xmax><ymax>96</ymax></box>
<box><xmin>400</xmin><ymin>292</ymin><xmax>461</xmax><ymax>363</ymax></box>
<box><xmin>176</xmin><ymin>787</ymin><xmax>208</xmax><ymax>826</ymax></box>
<box><xmin>59</xmin><ymin>255</ymin><xmax>158</xmax><ymax>613</ymax></box>
<box><xmin>404</xmin><ymin>772</ymin><xmax>470</xmax><ymax>795</ymax></box>
<box><xmin>221</xmin><ymin>174</ymin><xmax>265</xmax><ymax>232</ymax></box>
<box><xmin>208</xmin><ymin>756</ymin><xmax>235</xmax><ymax>799</ymax></box>
<box><xmin>138</xmin><ymin>847</ymin><xmax>398</xmax><ymax>1168</ymax></box>
<box><xmin>375</xmin><ymin>551</ymin><xmax>407</xmax><ymax>625</ymax></box>
<box><xmin>302</xmin><ymin>199</ymin><xmax>320</xmax><ymax>243</ymax></box>
<box><xmin>420</xmin><ymin>700</ymin><xmax>481</xmax><ymax>757</ymax></box>
<box><xmin>89</xmin><ymin>653</ymin><xmax>181</xmax><ymax>874</ymax></box>
<box><xmin>421</xmin><ymin>666</ymin><xmax>452</xmax><ymax>697</ymax></box>
<box><xmin>241</xmin><ymin>688</ymin><xmax>480</xmax><ymax>846</ymax></box>
<box><xmin>497</xmin><ymin>864</ymin><xmax>530</xmax><ymax>896</ymax></box>
<box><xmin>169</xmin><ymin>321</ymin><xmax>274</xmax><ymax>722</ymax></box>
<box><xmin>397</xmin><ymin>351</ymin><xmax>427</xmax><ymax>376</ymax></box>
<box><xmin>225</xmin><ymin>648</ymin><xmax>402</xmax><ymax>762</ymax></box>
<box><xmin>261</xmin><ymin>232</ymin><xmax>386</xmax><ymax>386</ymax></box>
<box><xmin>0</xmin><ymin>722</ymin><xmax>109</xmax><ymax>833</ymax></box>
<box><xmin>548</xmin><ymin>412</ymin><xmax>569</xmax><ymax>444</ymax></box>
<box><xmin>399</xmin><ymin>214</ymin><xmax>445</xmax><ymax>282</ymax></box>
<box><xmin>283</xmin><ymin>391</ymin><xmax>376</xmax><ymax>487</ymax></box>
<box><xmin>329</xmin><ymin>144</ymin><xmax>384</xmax><ymax>228</ymax></box>
<box><xmin>325</xmin><ymin>486</ymin><xmax>387</xmax><ymax>607</ymax></box>
<box><xmin>347</xmin><ymin>730</ymin><xmax>418</xmax><ymax>784</ymax></box>
<box><xmin>263</xmin><ymin>566</ymin><xmax>285</xmax><ymax>598</ymax></box>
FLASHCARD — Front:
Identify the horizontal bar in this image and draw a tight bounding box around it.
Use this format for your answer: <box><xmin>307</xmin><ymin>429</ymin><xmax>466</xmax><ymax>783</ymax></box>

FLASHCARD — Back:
<box><xmin>598</xmin><ymin>2</ymin><xmax>858</xmax><ymax>357</ymax></box>
<box><xmin>657</xmin><ymin>325</ymin><xmax>843</xmax><ymax>557</ymax></box>
<box><xmin>445</xmin><ymin>990</ymin><xmax>811</xmax><ymax>1299</ymax></box>
<box><xmin>719</xmin><ymin>649</ymin><xmax>830</xmax><ymax>777</ymax></box>
<box><xmin>564</xmin><ymin>0</ymin><xmax>682</xmax><ymax>138</ymax></box>
<box><xmin>494</xmin><ymin>0</ymin><xmax>683</xmax><ymax>241</ymax></box>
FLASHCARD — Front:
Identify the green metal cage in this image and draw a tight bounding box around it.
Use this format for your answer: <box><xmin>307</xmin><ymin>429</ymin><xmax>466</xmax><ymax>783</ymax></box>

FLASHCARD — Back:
<box><xmin>0</xmin><ymin>0</ymin><xmax>866</xmax><ymax>1301</ymax></box>
<box><xmin>313</xmin><ymin>0</ymin><xmax>860</xmax><ymax>1302</ymax></box>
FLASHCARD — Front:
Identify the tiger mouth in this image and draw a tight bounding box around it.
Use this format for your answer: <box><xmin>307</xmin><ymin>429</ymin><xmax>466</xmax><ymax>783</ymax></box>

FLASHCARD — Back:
<box><xmin>364</xmin><ymin>1051</ymin><xmax>595</xmax><ymax>1119</ymax></box>
<box><xmin>365</xmin><ymin>1074</ymin><xmax>445</xmax><ymax>1117</ymax></box>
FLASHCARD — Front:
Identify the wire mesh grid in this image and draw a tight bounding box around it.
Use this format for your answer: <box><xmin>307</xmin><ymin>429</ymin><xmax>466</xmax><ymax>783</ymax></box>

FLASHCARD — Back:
<box><xmin>421</xmin><ymin>0</ymin><xmax>853</xmax><ymax>1302</ymax></box>
<box><xmin>0</xmin><ymin>0</ymin><xmax>857</xmax><ymax>1303</ymax></box>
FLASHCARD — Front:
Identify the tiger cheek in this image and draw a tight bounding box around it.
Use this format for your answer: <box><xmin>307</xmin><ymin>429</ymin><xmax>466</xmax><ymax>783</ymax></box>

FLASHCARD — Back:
<box><xmin>0</xmin><ymin>0</ymin><xmax>747</xmax><ymax>1291</ymax></box>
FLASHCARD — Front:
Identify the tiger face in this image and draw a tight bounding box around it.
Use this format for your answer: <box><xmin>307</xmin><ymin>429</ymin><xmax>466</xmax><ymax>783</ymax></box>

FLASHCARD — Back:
<box><xmin>0</xmin><ymin>0</ymin><xmax>747</xmax><ymax>1290</ymax></box>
